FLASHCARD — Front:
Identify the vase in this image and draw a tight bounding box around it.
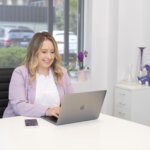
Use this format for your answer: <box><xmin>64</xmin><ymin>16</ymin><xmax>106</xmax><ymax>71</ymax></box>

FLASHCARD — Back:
<box><xmin>136</xmin><ymin>47</ymin><xmax>146</xmax><ymax>78</ymax></box>
<box><xmin>78</xmin><ymin>70</ymin><xmax>86</xmax><ymax>82</ymax></box>
<box><xmin>79</xmin><ymin>61</ymin><xmax>84</xmax><ymax>70</ymax></box>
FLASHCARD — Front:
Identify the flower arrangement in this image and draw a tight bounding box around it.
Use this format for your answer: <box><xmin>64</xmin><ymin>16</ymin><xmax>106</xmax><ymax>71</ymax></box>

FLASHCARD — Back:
<box><xmin>78</xmin><ymin>50</ymin><xmax>88</xmax><ymax>70</ymax></box>
<box><xmin>64</xmin><ymin>50</ymin><xmax>88</xmax><ymax>79</ymax></box>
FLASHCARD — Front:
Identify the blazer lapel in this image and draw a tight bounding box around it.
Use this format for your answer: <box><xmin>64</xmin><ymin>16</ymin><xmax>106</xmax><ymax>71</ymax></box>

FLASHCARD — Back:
<box><xmin>29</xmin><ymin>77</ymin><xmax>36</xmax><ymax>104</ymax></box>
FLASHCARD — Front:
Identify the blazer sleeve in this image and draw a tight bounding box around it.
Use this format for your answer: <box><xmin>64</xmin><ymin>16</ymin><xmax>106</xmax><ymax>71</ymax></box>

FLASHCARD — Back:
<box><xmin>9</xmin><ymin>68</ymin><xmax>49</xmax><ymax>117</ymax></box>
<box><xmin>62</xmin><ymin>68</ymin><xmax>74</xmax><ymax>94</ymax></box>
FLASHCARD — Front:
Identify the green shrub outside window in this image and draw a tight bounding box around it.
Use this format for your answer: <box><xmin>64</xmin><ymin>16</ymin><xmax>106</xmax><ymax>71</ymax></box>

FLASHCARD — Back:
<box><xmin>0</xmin><ymin>46</ymin><xmax>26</xmax><ymax>68</ymax></box>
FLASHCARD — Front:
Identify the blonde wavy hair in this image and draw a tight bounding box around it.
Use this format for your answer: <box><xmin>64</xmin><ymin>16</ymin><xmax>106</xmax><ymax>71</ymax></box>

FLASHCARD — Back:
<box><xmin>24</xmin><ymin>32</ymin><xmax>63</xmax><ymax>86</ymax></box>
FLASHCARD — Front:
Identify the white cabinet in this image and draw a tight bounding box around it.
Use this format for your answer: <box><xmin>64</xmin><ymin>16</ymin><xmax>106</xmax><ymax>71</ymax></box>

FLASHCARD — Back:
<box><xmin>114</xmin><ymin>83</ymin><xmax>150</xmax><ymax>126</ymax></box>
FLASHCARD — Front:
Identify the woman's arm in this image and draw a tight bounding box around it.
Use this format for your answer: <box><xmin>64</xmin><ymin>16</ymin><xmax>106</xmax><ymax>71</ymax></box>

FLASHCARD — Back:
<box><xmin>9</xmin><ymin>68</ymin><xmax>49</xmax><ymax>117</ymax></box>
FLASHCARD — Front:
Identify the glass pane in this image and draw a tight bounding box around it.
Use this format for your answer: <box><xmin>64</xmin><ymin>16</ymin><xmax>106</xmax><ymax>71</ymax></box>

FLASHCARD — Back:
<box><xmin>68</xmin><ymin>0</ymin><xmax>78</xmax><ymax>80</ymax></box>
<box><xmin>0</xmin><ymin>1</ymin><xmax>48</xmax><ymax>68</ymax></box>
<box><xmin>69</xmin><ymin>0</ymin><xmax>77</xmax><ymax>61</ymax></box>
<box><xmin>53</xmin><ymin>0</ymin><xmax>78</xmax><ymax>73</ymax></box>
<box><xmin>0</xmin><ymin>0</ymin><xmax>80</xmax><ymax>72</ymax></box>
<box><xmin>53</xmin><ymin>0</ymin><xmax>65</xmax><ymax>57</ymax></box>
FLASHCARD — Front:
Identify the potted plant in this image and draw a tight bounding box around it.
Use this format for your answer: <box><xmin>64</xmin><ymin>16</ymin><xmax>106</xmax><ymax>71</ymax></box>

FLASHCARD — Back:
<box><xmin>77</xmin><ymin>50</ymin><xmax>88</xmax><ymax>82</ymax></box>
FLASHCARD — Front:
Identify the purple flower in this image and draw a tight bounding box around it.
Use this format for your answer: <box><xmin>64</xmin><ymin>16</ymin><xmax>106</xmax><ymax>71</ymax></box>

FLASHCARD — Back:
<box><xmin>84</xmin><ymin>50</ymin><xmax>88</xmax><ymax>57</ymax></box>
<box><xmin>78</xmin><ymin>52</ymin><xmax>84</xmax><ymax>62</ymax></box>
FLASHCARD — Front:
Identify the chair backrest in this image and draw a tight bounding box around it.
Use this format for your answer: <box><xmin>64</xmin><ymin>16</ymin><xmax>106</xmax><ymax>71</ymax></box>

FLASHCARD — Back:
<box><xmin>0</xmin><ymin>68</ymin><xmax>14</xmax><ymax>118</ymax></box>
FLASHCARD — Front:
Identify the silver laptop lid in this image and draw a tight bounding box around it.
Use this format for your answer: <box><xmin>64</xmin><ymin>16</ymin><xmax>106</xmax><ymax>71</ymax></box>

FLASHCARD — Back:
<box><xmin>56</xmin><ymin>90</ymin><xmax>106</xmax><ymax>125</ymax></box>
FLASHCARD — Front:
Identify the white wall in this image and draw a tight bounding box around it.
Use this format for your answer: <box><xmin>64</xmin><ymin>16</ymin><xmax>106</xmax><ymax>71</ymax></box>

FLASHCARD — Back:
<box><xmin>140</xmin><ymin>0</ymin><xmax>150</xmax><ymax>66</ymax></box>
<box><xmin>104</xmin><ymin>0</ymin><xmax>118</xmax><ymax>114</ymax></box>
<box><xmin>117</xmin><ymin>0</ymin><xmax>141</xmax><ymax>82</ymax></box>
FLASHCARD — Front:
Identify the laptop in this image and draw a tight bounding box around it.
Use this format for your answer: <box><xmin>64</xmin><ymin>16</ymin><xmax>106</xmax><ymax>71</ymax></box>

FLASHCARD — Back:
<box><xmin>42</xmin><ymin>90</ymin><xmax>106</xmax><ymax>125</ymax></box>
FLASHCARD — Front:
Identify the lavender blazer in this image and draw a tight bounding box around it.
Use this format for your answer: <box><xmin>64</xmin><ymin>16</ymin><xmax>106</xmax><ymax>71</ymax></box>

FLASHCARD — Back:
<box><xmin>3</xmin><ymin>65</ymin><xmax>73</xmax><ymax>118</ymax></box>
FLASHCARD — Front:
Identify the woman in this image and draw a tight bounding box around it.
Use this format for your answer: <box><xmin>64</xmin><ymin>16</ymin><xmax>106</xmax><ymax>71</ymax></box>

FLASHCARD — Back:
<box><xmin>3</xmin><ymin>32</ymin><xmax>73</xmax><ymax>118</ymax></box>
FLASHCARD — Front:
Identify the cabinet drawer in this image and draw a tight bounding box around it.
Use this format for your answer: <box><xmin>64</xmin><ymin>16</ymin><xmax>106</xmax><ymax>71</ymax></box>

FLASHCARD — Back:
<box><xmin>115</xmin><ymin>88</ymin><xmax>131</xmax><ymax>109</ymax></box>
<box><xmin>114</xmin><ymin>107</ymin><xmax>131</xmax><ymax>120</ymax></box>
<box><xmin>115</xmin><ymin>88</ymin><xmax>131</xmax><ymax>99</ymax></box>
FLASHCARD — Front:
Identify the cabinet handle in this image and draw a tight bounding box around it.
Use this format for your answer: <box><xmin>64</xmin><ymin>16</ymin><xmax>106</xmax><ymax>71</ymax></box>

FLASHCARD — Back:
<box><xmin>120</xmin><ymin>93</ymin><xmax>126</xmax><ymax>96</ymax></box>
<box><xmin>119</xmin><ymin>102</ymin><xmax>125</xmax><ymax>105</ymax></box>
<box><xmin>118</xmin><ymin>111</ymin><xmax>125</xmax><ymax>115</ymax></box>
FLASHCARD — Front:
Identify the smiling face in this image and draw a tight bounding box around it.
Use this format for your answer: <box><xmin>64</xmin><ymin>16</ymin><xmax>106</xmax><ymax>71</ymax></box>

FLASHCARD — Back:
<box><xmin>37</xmin><ymin>39</ymin><xmax>55</xmax><ymax>72</ymax></box>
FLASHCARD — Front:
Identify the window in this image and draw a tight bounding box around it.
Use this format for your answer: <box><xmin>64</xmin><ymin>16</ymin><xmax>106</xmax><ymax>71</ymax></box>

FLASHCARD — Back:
<box><xmin>0</xmin><ymin>0</ymin><xmax>84</xmax><ymax>71</ymax></box>
<box><xmin>0</xmin><ymin>28</ymin><xmax>4</xmax><ymax>37</ymax></box>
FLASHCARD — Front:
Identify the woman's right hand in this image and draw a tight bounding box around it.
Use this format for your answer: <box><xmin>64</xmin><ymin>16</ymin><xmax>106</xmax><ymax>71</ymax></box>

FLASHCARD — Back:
<box><xmin>45</xmin><ymin>106</ymin><xmax>60</xmax><ymax>118</ymax></box>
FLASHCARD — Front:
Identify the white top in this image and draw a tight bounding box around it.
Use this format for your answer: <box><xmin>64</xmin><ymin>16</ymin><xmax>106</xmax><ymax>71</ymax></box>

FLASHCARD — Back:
<box><xmin>0</xmin><ymin>114</ymin><xmax>150</xmax><ymax>150</ymax></box>
<box><xmin>35</xmin><ymin>69</ymin><xmax>60</xmax><ymax>108</ymax></box>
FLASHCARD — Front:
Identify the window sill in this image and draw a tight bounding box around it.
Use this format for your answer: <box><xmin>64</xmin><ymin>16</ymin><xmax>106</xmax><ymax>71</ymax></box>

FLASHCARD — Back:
<box><xmin>69</xmin><ymin>69</ymin><xmax>90</xmax><ymax>83</ymax></box>
<box><xmin>69</xmin><ymin>70</ymin><xmax>91</xmax><ymax>93</ymax></box>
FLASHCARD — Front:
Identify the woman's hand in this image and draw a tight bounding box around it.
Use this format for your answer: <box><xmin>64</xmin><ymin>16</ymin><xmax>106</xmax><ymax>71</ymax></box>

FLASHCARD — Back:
<box><xmin>45</xmin><ymin>106</ymin><xmax>60</xmax><ymax>118</ymax></box>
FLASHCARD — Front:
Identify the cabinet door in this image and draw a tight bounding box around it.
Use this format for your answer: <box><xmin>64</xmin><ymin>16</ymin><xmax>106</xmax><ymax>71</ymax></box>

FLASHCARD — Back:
<box><xmin>114</xmin><ymin>88</ymin><xmax>131</xmax><ymax>120</ymax></box>
<box><xmin>131</xmin><ymin>89</ymin><xmax>150</xmax><ymax>126</ymax></box>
